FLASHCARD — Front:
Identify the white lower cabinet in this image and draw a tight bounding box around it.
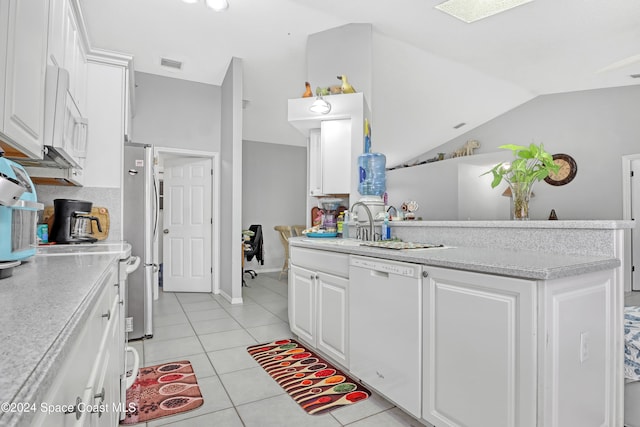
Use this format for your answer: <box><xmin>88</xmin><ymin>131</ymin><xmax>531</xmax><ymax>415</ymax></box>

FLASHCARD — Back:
<box><xmin>288</xmin><ymin>245</ymin><xmax>621</xmax><ymax>426</ymax></box>
<box><xmin>289</xmin><ymin>264</ymin><xmax>349</xmax><ymax>367</ymax></box>
<box><xmin>422</xmin><ymin>266</ymin><xmax>537</xmax><ymax>427</ymax></box>
<box><xmin>422</xmin><ymin>266</ymin><xmax>620</xmax><ymax>427</ymax></box>
<box><xmin>289</xmin><ymin>247</ymin><xmax>349</xmax><ymax>368</ymax></box>
<box><xmin>31</xmin><ymin>262</ymin><xmax>123</xmax><ymax>427</ymax></box>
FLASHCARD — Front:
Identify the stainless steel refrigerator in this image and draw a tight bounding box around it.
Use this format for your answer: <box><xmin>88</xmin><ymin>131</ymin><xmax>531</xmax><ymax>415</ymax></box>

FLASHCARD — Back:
<box><xmin>123</xmin><ymin>143</ymin><xmax>156</xmax><ymax>339</ymax></box>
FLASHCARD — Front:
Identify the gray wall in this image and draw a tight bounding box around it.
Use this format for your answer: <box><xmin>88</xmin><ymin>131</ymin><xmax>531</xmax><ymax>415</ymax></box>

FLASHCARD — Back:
<box><xmin>132</xmin><ymin>72</ymin><xmax>221</xmax><ymax>151</ymax></box>
<box><xmin>242</xmin><ymin>140</ymin><xmax>307</xmax><ymax>272</ymax></box>
<box><xmin>219</xmin><ymin>58</ymin><xmax>244</xmax><ymax>302</ymax></box>
<box><xmin>307</xmin><ymin>23</ymin><xmax>373</xmax><ymax>106</ymax></box>
<box><xmin>386</xmin><ymin>85</ymin><xmax>640</xmax><ymax>220</ymax></box>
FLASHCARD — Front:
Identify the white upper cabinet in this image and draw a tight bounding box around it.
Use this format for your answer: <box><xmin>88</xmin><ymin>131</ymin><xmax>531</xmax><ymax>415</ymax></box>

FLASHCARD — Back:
<box><xmin>0</xmin><ymin>0</ymin><xmax>49</xmax><ymax>159</ymax></box>
<box><xmin>48</xmin><ymin>0</ymin><xmax>87</xmax><ymax>115</ymax></box>
<box><xmin>308</xmin><ymin>119</ymin><xmax>351</xmax><ymax>196</ymax></box>
<box><xmin>288</xmin><ymin>93</ymin><xmax>371</xmax><ymax>204</ymax></box>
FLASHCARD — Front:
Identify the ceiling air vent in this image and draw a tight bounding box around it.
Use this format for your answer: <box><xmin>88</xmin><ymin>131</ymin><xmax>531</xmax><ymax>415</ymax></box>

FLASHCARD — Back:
<box><xmin>160</xmin><ymin>57</ymin><xmax>183</xmax><ymax>70</ymax></box>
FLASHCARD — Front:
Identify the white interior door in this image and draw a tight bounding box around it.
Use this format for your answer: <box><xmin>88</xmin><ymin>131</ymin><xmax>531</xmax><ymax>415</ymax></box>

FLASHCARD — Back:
<box><xmin>632</xmin><ymin>159</ymin><xmax>640</xmax><ymax>290</ymax></box>
<box><xmin>163</xmin><ymin>157</ymin><xmax>212</xmax><ymax>292</ymax></box>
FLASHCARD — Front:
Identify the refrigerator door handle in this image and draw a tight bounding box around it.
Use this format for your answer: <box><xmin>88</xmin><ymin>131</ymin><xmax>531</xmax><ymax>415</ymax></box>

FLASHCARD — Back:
<box><xmin>125</xmin><ymin>256</ymin><xmax>141</xmax><ymax>274</ymax></box>
<box><xmin>124</xmin><ymin>346</ymin><xmax>140</xmax><ymax>389</ymax></box>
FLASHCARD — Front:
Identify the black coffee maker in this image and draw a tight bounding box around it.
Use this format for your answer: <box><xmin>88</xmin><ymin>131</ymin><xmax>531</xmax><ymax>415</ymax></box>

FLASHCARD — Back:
<box><xmin>50</xmin><ymin>199</ymin><xmax>102</xmax><ymax>244</ymax></box>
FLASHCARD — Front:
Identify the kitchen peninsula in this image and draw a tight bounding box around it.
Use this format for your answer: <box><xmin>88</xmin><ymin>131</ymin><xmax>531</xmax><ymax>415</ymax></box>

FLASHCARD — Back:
<box><xmin>288</xmin><ymin>220</ymin><xmax>633</xmax><ymax>427</ymax></box>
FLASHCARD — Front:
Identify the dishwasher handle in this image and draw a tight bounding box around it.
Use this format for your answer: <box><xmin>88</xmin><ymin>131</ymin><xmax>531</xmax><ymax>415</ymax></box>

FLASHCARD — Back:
<box><xmin>350</xmin><ymin>257</ymin><xmax>421</xmax><ymax>279</ymax></box>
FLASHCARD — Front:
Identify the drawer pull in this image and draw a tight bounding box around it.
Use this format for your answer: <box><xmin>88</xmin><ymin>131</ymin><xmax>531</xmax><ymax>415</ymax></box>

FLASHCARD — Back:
<box><xmin>64</xmin><ymin>396</ymin><xmax>83</xmax><ymax>420</ymax></box>
<box><xmin>94</xmin><ymin>387</ymin><xmax>106</xmax><ymax>417</ymax></box>
<box><xmin>94</xmin><ymin>387</ymin><xmax>105</xmax><ymax>400</ymax></box>
<box><xmin>102</xmin><ymin>310</ymin><xmax>111</xmax><ymax>320</ymax></box>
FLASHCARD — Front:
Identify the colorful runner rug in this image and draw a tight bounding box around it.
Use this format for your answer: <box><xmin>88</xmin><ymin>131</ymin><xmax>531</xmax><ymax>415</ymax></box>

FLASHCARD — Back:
<box><xmin>247</xmin><ymin>339</ymin><xmax>370</xmax><ymax>415</ymax></box>
<box><xmin>121</xmin><ymin>360</ymin><xmax>203</xmax><ymax>424</ymax></box>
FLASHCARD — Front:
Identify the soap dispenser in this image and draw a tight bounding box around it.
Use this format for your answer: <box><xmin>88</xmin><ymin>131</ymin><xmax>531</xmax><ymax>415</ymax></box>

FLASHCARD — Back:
<box><xmin>381</xmin><ymin>213</ymin><xmax>391</xmax><ymax>240</ymax></box>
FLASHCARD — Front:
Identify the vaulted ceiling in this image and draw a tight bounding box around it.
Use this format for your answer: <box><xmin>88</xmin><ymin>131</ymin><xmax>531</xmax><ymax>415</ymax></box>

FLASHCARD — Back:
<box><xmin>79</xmin><ymin>0</ymin><xmax>640</xmax><ymax>163</ymax></box>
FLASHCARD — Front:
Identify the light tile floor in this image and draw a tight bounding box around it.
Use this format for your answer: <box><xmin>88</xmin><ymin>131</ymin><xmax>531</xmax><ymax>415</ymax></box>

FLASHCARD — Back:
<box><xmin>127</xmin><ymin>272</ymin><xmax>429</xmax><ymax>427</ymax></box>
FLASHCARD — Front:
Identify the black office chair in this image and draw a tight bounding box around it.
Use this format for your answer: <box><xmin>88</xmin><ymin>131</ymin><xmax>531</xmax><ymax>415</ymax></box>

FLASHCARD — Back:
<box><xmin>244</xmin><ymin>224</ymin><xmax>264</xmax><ymax>285</ymax></box>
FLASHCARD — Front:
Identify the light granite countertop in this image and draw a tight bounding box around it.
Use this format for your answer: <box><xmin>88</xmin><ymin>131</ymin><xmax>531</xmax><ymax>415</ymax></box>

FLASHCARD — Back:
<box><xmin>290</xmin><ymin>237</ymin><xmax>620</xmax><ymax>280</ymax></box>
<box><xmin>384</xmin><ymin>219</ymin><xmax>635</xmax><ymax>229</ymax></box>
<box><xmin>0</xmin><ymin>243</ymin><xmax>130</xmax><ymax>427</ymax></box>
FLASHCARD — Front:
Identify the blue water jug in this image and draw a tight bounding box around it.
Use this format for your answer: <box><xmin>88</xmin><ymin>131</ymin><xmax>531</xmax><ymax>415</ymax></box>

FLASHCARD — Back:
<box><xmin>358</xmin><ymin>152</ymin><xmax>386</xmax><ymax>196</ymax></box>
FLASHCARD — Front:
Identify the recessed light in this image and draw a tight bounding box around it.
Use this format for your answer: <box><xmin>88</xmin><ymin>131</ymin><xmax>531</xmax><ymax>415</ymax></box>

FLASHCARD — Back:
<box><xmin>435</xmin><ymin>0</ymin><xmax>534</xmax><ymax>23</ymax></box>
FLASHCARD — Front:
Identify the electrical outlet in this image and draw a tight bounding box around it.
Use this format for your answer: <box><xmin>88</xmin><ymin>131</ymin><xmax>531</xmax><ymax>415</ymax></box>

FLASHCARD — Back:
<box><xmin>580</xmin><ymin>331</ymin><xmax>591</xmax><ymax>363</ymax></box>
<box><xmin>125</xmin><ymin>317</ymin><xmax>133</xmax><ymax>333</ymax></box>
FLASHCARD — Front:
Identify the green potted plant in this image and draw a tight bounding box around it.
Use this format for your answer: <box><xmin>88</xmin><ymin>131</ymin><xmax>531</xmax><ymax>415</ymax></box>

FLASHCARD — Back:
<box><xmin>483</xmin><ymin>143</ymin><xmax>559</xmax><ymax>220</ymax></box>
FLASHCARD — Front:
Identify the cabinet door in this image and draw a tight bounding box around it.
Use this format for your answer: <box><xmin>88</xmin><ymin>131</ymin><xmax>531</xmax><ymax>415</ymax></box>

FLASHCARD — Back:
<box><xmin>316</xmin><ymin>272</ymin><xmax>349</xmax><ymax>368</ymax></box>
<box><xmin>422</xmin><ymin>267</ymin><xmax>537</xmax><ymax>427</ymax></box>
<box><xmin>2</xmin><ymin>0</ymin><xmax>48</xmax><ymax>159</ymax></box>
<box><xmin>87</xmin><ymin>294</ymin><xmax>121</xmax><ymax>427</ymax></box>
<box><xmin>307</xmin><ymin>120</ymin><xmax>351</xmax><ymax>196</ymax></box>
<box><xmin>0</xmin><ymin>0</ymin><xmax>8</xmax><ymax>129</ymax></box>
<box><xmin>289</xmin><ymin>264</ymin><xmax>316</xmax><ymax>345</ymax></box>
<box><xmin>539</xmin><ymin>270</ymin><xmax>619</xmax><ymax>427</ymax></box>
<box><xmin>320</xmin><ymin>119</ymin><xmax>350</xmax><ymax>195</ymax></box>
<box><xmin>47</xmin><ymin>0</ymin><xmax>67</xmax><ymax>66</ymax></box>
<box><xmin>308</xmin><ymin>128</ymin><xmax>322</xmax><ymax>196</ymax></box>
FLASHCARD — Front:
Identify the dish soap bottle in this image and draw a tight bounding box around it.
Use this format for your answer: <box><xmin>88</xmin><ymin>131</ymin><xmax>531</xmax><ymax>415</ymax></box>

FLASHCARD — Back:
<box><xmin>343</xmin><ymin>211</ymin><xmax>350</xmax><ymax>239</ymax></box>
<box><xmin>337</xmin><ymin>212</ymin><xmax>344</xmax><ymax>238</ymax></box>
<box><xmin>381</xmin><ymin>213</ymin><xmax>391</xmax><ymax>240</ymax></box>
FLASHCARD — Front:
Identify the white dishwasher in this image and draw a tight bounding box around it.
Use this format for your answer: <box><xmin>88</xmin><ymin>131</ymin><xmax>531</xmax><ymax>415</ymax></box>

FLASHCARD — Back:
<box><xmin>349</xmin><ymin>255</ymin><xmax>423</xmax><ymax>418</ymax></box>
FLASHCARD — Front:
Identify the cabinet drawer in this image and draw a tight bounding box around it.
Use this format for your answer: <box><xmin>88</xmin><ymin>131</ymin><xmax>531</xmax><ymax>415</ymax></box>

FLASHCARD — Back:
<box><xmin>290</xmin><ymin>247</ymin><xmax>349</xmax><ymax>278</ymax></box>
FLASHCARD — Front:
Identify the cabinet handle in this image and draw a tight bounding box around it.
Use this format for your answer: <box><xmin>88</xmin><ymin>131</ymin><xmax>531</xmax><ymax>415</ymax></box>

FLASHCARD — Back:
<box><xmin>94</xmin><ymin>387</ymin><xmax>105</xmax><ymax>400</ymax></box>
<box><xmin>422</xmin><ymin>271</ymin><xmax>429</xmax><ymax>278</ymax></box>
<box><xmin>94</xmin><ymin>387</ymin><xmax>105</xmax><ymax>417</ymax></box>
<box><xmin>310</xmin><ymin>274</ymin><xmax>314</xmax><ymax>280</ymax></box>
<box><xmin>376</xmin><ymin>371</ymin><xmax>385</xmax><ymax>379</ymax></box>
<box><xmin>102</xmin><ymin>310</ymin><xmax>111</xmax><ymax>320</ymax></box>
<box><xmin>64</xmin><ymin>396</ymin><xmax>83</xmax><ymax>420</ymax></box>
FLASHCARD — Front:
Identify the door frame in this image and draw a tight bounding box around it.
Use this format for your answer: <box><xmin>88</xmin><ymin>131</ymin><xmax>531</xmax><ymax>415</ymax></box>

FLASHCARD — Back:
<box><xmin>622</xmin><ymin>153</ymin><xmax>640</xmax><ymax>291</ymax></box>
<box><xmin>154</xmin><ymin>146</ymin><xmax>221</xmax><ymax>296</ymax></box>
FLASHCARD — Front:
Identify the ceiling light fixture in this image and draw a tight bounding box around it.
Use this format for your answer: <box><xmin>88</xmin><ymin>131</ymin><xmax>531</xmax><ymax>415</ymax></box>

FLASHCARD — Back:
<box><xmin>181</xmin><ymin>0</ymin><xmax>229</xmax><ymax>11</ymax></box>
<box><xmin>435</xmin><ymin>0</ymin><xmax>534</xmax><ymax>23</ymax></box>
<box><xmin>205</xmin><ymin>0</ymin><xmax>229</xmax><ymax>11</ymax></box>
<box><xmin>309</xmin><ymin>96</ymin><xmax>331</xmax><ymax>114</ymax></box>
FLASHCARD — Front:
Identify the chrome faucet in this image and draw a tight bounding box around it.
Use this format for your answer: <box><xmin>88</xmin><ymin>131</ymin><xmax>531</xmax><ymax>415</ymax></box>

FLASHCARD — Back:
<box><xmin>350</xmin><ymin>201</ymin><xmax>374</xmax><ymax>241</ymax></box>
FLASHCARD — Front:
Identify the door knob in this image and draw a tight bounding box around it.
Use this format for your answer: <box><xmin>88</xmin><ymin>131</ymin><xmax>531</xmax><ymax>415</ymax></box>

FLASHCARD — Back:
<box><xmin>163</xmin><ymin>229</ymin><xmax>169</xmax><ymax>234</ymax></box>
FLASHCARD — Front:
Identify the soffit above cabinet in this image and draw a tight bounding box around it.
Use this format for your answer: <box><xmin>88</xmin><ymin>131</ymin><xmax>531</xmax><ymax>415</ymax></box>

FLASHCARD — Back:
<box><xmin>288</xmin><ymin>92</ymin><xmax>368</xmax><ymax>135</ymax></box>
